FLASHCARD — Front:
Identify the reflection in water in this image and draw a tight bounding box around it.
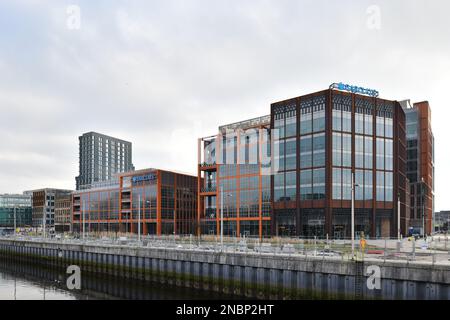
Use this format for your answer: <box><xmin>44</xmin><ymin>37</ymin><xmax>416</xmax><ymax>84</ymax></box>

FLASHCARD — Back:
<box><xmin>0</xmin><ymin>259</ymin><xmax>240</xmax><ymax>300</ymax></box>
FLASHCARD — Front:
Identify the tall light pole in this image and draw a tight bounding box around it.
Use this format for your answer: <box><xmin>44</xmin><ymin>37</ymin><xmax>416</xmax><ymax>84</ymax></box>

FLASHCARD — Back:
<box><xmin>220</xmin><ymin>188</ymin><xmax>232</xmax><ymax>250</ymax></box>
<box><xmin>398</xmin><ymin>193</ymin><xmax>401</xmax><ymax>241</ymax></box>
<box><xmin>13</xmin><ymin>206</ymin><xmax>17</xmax><ymax>237</ymax></box>
<box><xmin>351</xmin><ymin>173</ymin><xmax>359</xmax><ymax>258</ymax></box>
<box><xmin>421</xmin><ymin>177</ymin><xmax>425</xmax><ymax>238</ymax></box>
<box><xmin>82</xmin><ymin>200</ymin><xmax>85</xmax><ymax>240</ymax></box>
<box><xmin>43</xmin><ymin>205</ymin><xmax>46</xmax><ymax>239</ymax></box>
<box><xmin>138</xmin><ymin>194</ymin><xmax>141</xmax><ymax>242</ymax></box>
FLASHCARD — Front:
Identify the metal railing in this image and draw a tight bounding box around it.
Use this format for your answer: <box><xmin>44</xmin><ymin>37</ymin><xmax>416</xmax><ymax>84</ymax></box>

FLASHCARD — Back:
<box><xmin>1</xmin><ymin>232</ymin><xmax>449</xmax><ymax>266</ymax></box>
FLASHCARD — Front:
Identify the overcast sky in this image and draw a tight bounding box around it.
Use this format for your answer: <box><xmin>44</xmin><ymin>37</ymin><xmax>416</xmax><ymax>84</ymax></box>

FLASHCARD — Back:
<box><xmin>0</xmin><ymin>0</ymin><xmax>449</xmax><ymax>211</ymax></box>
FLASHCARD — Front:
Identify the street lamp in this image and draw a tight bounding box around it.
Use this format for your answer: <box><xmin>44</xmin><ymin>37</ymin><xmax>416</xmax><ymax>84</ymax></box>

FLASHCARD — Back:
<box><xmin>13</xmin><ymin>206</ymin><xmax>17</xmax><ymax>237</ymax></box>
<box><xmin>398</xmin><ymin>193</ymin><xmax>401</xmax><ymax>241</ymax></box>
<box><xmin>421</xmin><ymin>177</ymin><xmax>425</xmax><ymax>238</ymax></box>
<box><xmin>351</xmin><ymin>173</ymin><xmax>360</xmax><ymax>258</ymax></box>
<box><xmin>220</xmin><ymin>188</ymin><xmax>233</xmax><ymax>250</ymax></box>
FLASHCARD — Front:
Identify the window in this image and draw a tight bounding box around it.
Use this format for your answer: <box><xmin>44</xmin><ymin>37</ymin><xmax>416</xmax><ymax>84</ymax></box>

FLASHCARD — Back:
<box><xmin>342</xmin><ymin>169</ymin><xmax>352</xmax><ymax>200</ymax></box>
<box><xmin>342</xmin><ymin>134</ymin><xmax>352</xmax><ymax>167</ymax></box>
<box><xmin>285</xmin><ymin>171</ymin><xmax>296</xmax><ymax>201</ymax></box>
<box><xmin>355</xmin><ymin>135</ymin><xmax>364</xmax><ymax>168</ymax></box>
<box><xmin>300</xmin><ymin>100</ymin><xmax>312</xmax><ymax>135</ymax></box>
<box><xmin>332</xmin><ymin>168</ymin><xmax>342</xmax><ymax>200</ymax></box>
<box><xmin>300</xmin><ymin>135</ymin><xmax>312</xmax><ymax>169</ymax></box>
<box><xmin>313</xmin><ymin>168</ymin><xmax>325</xmax><ymax>199</ymax></box>
<box><xmin>376</xmin><ymin>138</ymin><xmax>385</xmax><ymax>170</ymax></box>
<box><xmin>376</xmin><ymin>171</ymin><xmax>385</xmax><ymax>201</ymax></box>
<box><xmin>355</xmin><ymin>170</ymin><xmax>364</xmax><ymax>200</ymax></box>
<box><xmin>313</xmin><ymin>133</ymin><xmax>325</xmax><ymax>167</ymax></box>
<box><xmin>300</xmin><ymin>170</ymin><xmax>312</xmax><ymax>200</ymax></box>
<box><xmin>332</xmin><ymin>133</ymin><xmax>342</xmax><ymax>167</ymax></box>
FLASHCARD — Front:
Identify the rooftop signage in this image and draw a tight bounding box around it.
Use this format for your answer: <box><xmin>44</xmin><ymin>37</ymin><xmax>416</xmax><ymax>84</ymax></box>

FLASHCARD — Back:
<box><xmin>330</xmin><ymin>82</ymin><xmax>379</xmax><ymax>98</ymax></box>
<box><xmin>132</xmin><ymin>174</ymin><xmax>157</xmax><ymax>184</ymax></box>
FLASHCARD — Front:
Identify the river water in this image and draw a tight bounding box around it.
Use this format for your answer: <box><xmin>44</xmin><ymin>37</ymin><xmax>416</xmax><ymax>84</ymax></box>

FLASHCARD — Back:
<box><xmin>0</xmin><ymin>261</ymin><xmax>238</xmax><ymax>300</ymax></box>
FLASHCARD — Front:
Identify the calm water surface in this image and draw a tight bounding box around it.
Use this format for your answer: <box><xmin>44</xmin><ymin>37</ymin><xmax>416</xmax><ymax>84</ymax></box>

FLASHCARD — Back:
<box><xmin>0</xmin><ymin>260</ymin><xmax>239</xmax><ymax>300</ymax></box>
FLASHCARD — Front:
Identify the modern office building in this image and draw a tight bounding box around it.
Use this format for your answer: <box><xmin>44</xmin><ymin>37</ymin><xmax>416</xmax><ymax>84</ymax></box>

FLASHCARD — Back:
<box><xmin>0</xmin><ymin>194</ymin><xmax>32</xmax><ymax>231</ymax></box>
<box><xmin>400</xmin><ymin>100</ymin><xmax>434</xmax><ymax>236</ymax></box>
<box><xmin>434</xmin><ymin>211</ymin><xmax>450</xmax><ymax>232</ymax></box>
<box><xmin>72</xmin><ymin>168</ymin><xmax>197</xmax><ymax>235</ymax></box>
<box><xmin>26</xmin><ymin>188</ymin><xmax>73</xmax><ymax>233</ymax></box>
<box><xmin>197</xmin><ymin>116</ymin><xmax>272</xmax><ymax>239</ymax></box>
<box><xmin>76</xmin><ymin>132</ymin><xmax>135</xmax><ymax>190</ymax></box>
<box><xmin>271</xmin><ymin>85</ymin><xmax>408</xmax><ymax>239</ymax></box>
<box><xmin>55</xmin><ymin>193</ymin><xmax>72</xmax><ymax>233</ymax></box>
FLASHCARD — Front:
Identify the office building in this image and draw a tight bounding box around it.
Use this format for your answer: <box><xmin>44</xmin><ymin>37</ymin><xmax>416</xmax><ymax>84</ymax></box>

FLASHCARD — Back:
<box><xmin>72</xmin><ymin>168</ymin><xmax>197</xmax><ymax>235</ymax></box>
<box><xmin>76</xmin><ymin>132</ymin><xmax>134</xmax><ymax>190</ymax></box>
<box><xmin>26</xmin><ymin>188</ymin><xmax>73</xmax><ymax>233</ymax></box>
<box><xmin>400</xmin><ymin>100</ymin><xmax>434</xmax><ymax>235</ymax></box>
<box><xmin>0</xmin><ymin>194</ymin><xmax>32</xmax><ymax>231</ymax></box>
<box><xmin>434</xmin><ymin>211</ymin><xmax>450</xmax><ymax>232</ymax></box>
<box><xmin>55</xmin><ymin>193</ymin><xmax>72</xmax><ymax>233</ymax></box>
<box><xmin>271</xmin><ymin>85</ymin><xmax>408</xmax><ymax>239</ymax></box>
<box><xmin>197</xmin><ymin>116</ymin><xmax>272</xmax><ymax>239</ymax></box>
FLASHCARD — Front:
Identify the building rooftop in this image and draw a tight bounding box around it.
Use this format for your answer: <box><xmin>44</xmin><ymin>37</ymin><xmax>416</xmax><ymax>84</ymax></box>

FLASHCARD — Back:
<box><xmin>80</xmin><ymin>131</ymin><xmax>133</xmax><ymax>144</ymax></box>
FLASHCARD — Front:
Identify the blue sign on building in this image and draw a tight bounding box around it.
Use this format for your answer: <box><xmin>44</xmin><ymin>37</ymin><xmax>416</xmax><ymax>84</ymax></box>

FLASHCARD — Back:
<box><xmin>132</xmin><ymin>174</ymin><xmax>157</xmax><ymax>184</ymax></box>
<box><xmin>330</xmin><ymin>82</ymin><xmax>379</xmax><ymax>97</ymax></box>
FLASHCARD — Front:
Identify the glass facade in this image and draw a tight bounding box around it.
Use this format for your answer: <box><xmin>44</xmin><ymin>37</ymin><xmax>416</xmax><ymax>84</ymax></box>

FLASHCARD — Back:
<box><xmin>200</xmin><ymin>120</ymin><xmax>272</xmax><ymax>238</ymax></box>
<box><xmin>73</xmin><ymin>170</ymin><xmax>197</xmax><ymax>235</ymax></box>
<box><xmin>0</xmin><ymin>195</ymin><xmax>32</xmax><ymax>228</ymax></box>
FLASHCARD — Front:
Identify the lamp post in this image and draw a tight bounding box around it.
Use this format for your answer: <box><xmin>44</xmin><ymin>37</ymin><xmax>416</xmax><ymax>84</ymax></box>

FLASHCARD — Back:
<box><xmin>398</xmin><ymin>193</ymin><xmax>401</xmax><ymax>241</ymax></box>
<box><xmin>421</xmin><ymin>177</ymin><xmax>425</xmax><ymax>238</ymax></box>
<box><xmin>138</xmin><ymin>194</ymin><xmax>141</xmax><ymax>242</ymax></box>
<box><xmin>351</xmin><ymin>173</ymin><xmax>360</xmax><ymax>258</ymax></box>
<box><xmin>13</xmin><ymin>206</ymin><xmax>17</xmax><ymax>237</ymax></box>
<box><xmin>220</xmin><ymin>188</ymin><xmax>232</xmax><ymax>250</ymax></box>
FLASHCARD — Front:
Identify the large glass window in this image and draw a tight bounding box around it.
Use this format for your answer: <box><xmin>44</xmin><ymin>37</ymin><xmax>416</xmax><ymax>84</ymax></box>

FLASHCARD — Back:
<box><xmin>385</xmin><ymin>118</ymin><xmax>393</xmax><ymax>138</ymax></box>
<box><xmin>364</xmin><ymin>137</ymin><xmax>373</xmax><ymax>169</ymax></box>
<box><xmin>274</xmin><ymin>113</ymin><xmax>285</xmax><ymax>139</ymax></box>
<box><xmin>313</xmin><ymin>168</ymin><xmax>326</xmax><ymax>199</ymax></box>
<box><xmin>376</xmin><ymin>171</ymin><xmax>385</xmax><ymax>201</ymax></box>
<box><xmin>300</xmin><ymin>135</ymin><xmax>312</xmax><ymax>169</ymax></box>
<box><xmin>355</xmin><ymin>135</ymin><xmax>364</xmax><ymax>168</ymax></box>
<box><xmin>342</xmin><ymin>134</ymin><xmax>352</xmax><ymax>167</ymax></box>
<box><xmin>313</xmin><ymin>96</ymin><xmax>326</xmax><ymax>132</ymax></box>
<box><xmin>385</xmin><ymin>139</ymin><xmax>394</xmax><ymax>171</ymax></box>
<box><xmin>274</xmin><ymin>173</ymin><xmax>285</xmax><ymax>202</ymax></box>
<box><xmin>285</xmin><ymin>138</ymin><xmax>297</xmax><ymax>171</ymax></box>
<box><xmin>332</xmin><ymin>109</ymin><xmax>341</xmax><ymax>131</ymax></box>
<box><xmin>332</xmin><ymin>133</ymin><xmax>342</xmax><ymax>167</ymax></box>
<box><xmin>355</xmin><ymin>170</ymin><xmax>364</xmax><ymax>200</ymax></box>
<box><xmin>364</xmin><ymin>113</ymin><xmax>373</xmax><ymax>135</ymax></box>
<box><xmin>300</xmin><ymin>99</ymin><xmax>312</xmax><ymax>135</ymax></box>
<box><xmin>285</xmin><ymin>171</ymin><xmax>296</xmax><ymax>201</ymax></box>
<box><xmin>342</xmin><ymin>111</ymin><xmax>352</xmax><ymax>133</ymax></box>
<box><xmin>285</xmin><ymin>110</ymin><xmax>297</xmax><ymax>138</ymax></box>
<box><xmin>364</xmin><ymin>170</ymin><xmax>373</xmax><ymax>200</ymax></box>
<box><xmin>376</xmin><ymin>138</ymin><xmax>385</xmax><ymax>170</ymax></box>
<box><xmin>300</xmin><ymin>170</ymin><xmax>312</xmax><ymax>200</ymax></box>
<box><xmin>355</xmin><ymin>113</ymin><xmax>364</xmax><ymax>135</ymax></box>
<box><xmin>342</xmin><ymin>169</ymin><xmax>352</xmax><ymax>200</ymax></box>
<box><xmin>376</xmin><ymin>116</ymin><xmax>385</xmax><ymax>137</ymax></box>
<box><xmin>332</xmin><ymin>168</ymin><xmax>341</xmax><ymax>200</ymax></box>
<box><xmin>385</xmin><ymin>172</ymin><xmax>393</xmax><ymax>202</ymax></box>
<box><xmin>313</xmin><ymin>133</ymin><xmax>325</xmax><ymax>167</ymax></box>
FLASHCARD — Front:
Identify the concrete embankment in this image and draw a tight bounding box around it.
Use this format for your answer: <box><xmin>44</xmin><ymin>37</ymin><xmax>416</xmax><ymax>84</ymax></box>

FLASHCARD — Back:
<box><xmin>0</xmin><ymin>238</ymin><xmax>449</xmax><ymax>300</ymax></box>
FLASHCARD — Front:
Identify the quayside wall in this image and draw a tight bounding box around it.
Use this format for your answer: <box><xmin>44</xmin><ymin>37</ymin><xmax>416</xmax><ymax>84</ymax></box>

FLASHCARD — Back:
<box><xmin>0</xmin><ymin>239</ymin><xmax>449</xmax><ymax>300</ymax></box>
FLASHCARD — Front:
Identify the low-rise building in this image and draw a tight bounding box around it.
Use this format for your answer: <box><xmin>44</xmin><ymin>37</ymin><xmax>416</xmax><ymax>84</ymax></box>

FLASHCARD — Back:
<box><xmin>72</xmin><ymin>168</ymin><xmax>197</xmax><ymax>236</ymax></box>
<box><xmin>0</xmin><ymin>194</ymin><xmax>32</xmax><ymax>232</ymax></box>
